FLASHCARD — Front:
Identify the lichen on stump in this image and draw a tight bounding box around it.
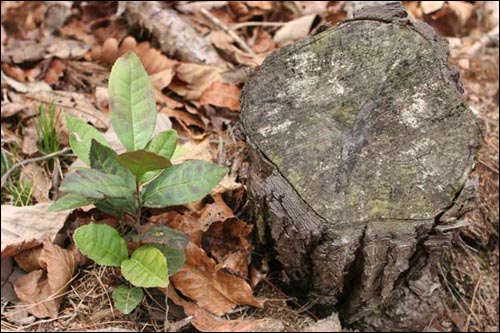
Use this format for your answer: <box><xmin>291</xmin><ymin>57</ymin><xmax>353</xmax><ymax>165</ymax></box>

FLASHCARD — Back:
<box><xmin>240</xmin><ymin>3</ymin><xmax>480</xmax><ymax>331</ymax></box>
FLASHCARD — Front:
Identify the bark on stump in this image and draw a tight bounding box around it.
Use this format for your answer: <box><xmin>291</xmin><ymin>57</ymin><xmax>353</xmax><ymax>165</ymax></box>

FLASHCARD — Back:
<box><xmin>240</xmin><ymin>3</ymin><xmax>480</xmax><ymax>331</ymax></box>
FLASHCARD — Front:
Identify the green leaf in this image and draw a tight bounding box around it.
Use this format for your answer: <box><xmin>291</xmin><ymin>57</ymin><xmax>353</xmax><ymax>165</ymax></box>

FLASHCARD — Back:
<box><xmin>89</xmin><ymin>139</ymin><xmax>133</xmax><ymax>178</ymax></box>
<box><xmin>95</xmin><ymin>196</ymin><xmax>137</xmax><ymax>217</ymax></box>
<box><xmin>142</xmin><ymin>160</ymin><xmax>228</xmax><ymax>208</ymax></box>
<box><xmin>112</xmin><ymin>285</ymin><xmax>143</xmax><ymax>315</ymax></box>
<box><xmin>49</xmin><ymin>193</ymin><xmax>96</xmax><ymax>211</ymax></box>
<box><xmin>121</xmin><ymin>245</ymin><xmax>169</xmax><ymax>288</ymax></box>
<box><xmin>74</xmin><ymin>223</ymin><xmax>128</xmax><ymax>267</ymax></box>
<box><xmin>171</xmin><ymin>145</ymin><xmax>189</xmax><ymax>161</ymax></box>
<box><xmin>146</xmin><ymin>130</ymin><xmax>177</xmax><ymax>159</ymax></box>
<box><xmin>66</xmin><ymin>114</ymin><xmax>109</xmax><ymax>165</ymax></box>
<box><xmin>128</xmin><ymin>226</ymin><xmax>188</xmax><ymax>250</ymax></box>
<box><xmin>60</xmin><ymin>168</ymin><xmax>136</xmax><ymax>199</ymax></box>
<box><xmin>108</xmin><ymin>52</ymin><xmax>156</xmax><ymax>151</ymax></box>
<box><xmin>139</xmin><ymin>130</ymin><xmax>178</xmax><ymax>184</ymax></box>
<box><xmin>116</xmin><ymin>150</ymin><xmax>171</xmax><ymax>179</ymax></box>
<box><xmin>163</xmin><ymin>246</ymin><xmax>186</xmax><ymax>276</ymax></box>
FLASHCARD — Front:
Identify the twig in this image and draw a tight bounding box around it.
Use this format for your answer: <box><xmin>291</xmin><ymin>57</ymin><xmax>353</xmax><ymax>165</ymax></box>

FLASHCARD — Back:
<box><xmin>478</xmin><ymin>158</ymin><xmax>499</xmax><ymax>174</ymax></box>
<box><xmin>468</xmin><ymin>25</ymin><xmax>499</xmax><ymax>57</ymax></box>
<box><xmin>231</xmin><ymin>21</ymin><xmax>287</xmax><ymax>30</ymax></box>
<box><xmin>1</xmin><ymin>147</ymin><xmax>71</xmax><ymax>189</ymax></box>
<box><xmin>169</xmin><ymin>316</ymin><xmax>193</xmax><ymax>332</ymax></box>
<box><xmin>164</xmin><ymin>287</ymin><xmax>170</xmax><ymax>332</ymax></box>
<box><xmin>464</xmin><ymin>276</ymin><xmax>482</xmax><ymax>331</ymax></box>
<box><xmin>200</xmin><ymin>8</ymin><xmax>256</xmax><ymax>56</ymax></box>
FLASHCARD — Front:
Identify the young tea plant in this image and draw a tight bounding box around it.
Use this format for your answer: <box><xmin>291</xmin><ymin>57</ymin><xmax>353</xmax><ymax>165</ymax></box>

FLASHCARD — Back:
<box><xmin>49</xmin><ymin>52</ymin><xmax>228</xmax><ymax>314</ymax></box>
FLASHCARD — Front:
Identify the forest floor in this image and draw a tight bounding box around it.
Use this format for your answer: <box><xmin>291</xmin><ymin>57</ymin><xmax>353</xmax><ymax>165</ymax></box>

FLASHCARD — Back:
<box><xmin>1</xmin><ymin>1</ymin><xmax>498</xmax><ymax>332</ymax></box>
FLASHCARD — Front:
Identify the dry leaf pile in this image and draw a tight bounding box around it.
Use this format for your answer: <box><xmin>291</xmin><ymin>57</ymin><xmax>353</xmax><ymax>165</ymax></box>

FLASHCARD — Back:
<box><xmin>1</xmin><ymin>1</ymin><xmax>498</xmax><ymax>332</ymax></box>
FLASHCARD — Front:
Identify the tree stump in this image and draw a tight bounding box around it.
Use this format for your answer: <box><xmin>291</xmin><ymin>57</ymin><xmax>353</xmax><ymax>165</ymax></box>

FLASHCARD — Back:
<box><xmin>240</xmin><ymin>3</ymin><xmax>480</xmax><ymax>331</ymax></box>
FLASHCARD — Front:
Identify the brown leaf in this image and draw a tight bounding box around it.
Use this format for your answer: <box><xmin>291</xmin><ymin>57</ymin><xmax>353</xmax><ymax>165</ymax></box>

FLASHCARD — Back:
<box><xmin>252</xmin><ymin>29</ymin><xmax>276</xmax><ymax>54</ymax></box>
<box><xmin>169</xmin><ymin>285</ymin><xmax>278</xmax><ymax>332</ymax></box>
<box><xmin>150</xmin><ymin>68</ymin><xmax>176</xmax><ymax>90</ymax></box>
<box><xmin>202</xmin><ymin>218</ymin><xmax>253</xmax><ymax>277</ymax></box>
<box><xmin>13</xmin><ymin>241</ymin><xmax>78</xmax><ymax>319</ymax></box>
<box><xmin>14</xmin><ymin>245</ymin><xmax>43</xmax><ymax>272</ymax></box>
<box><xmin>169</xmin><ymin>63</ymin><xmax>224</xmax><ymax>101</ymax></box>
<box><xmin>21</xmin><ymin>122</ymin><xmax>39</xmax><ymax>155</ymax></box>
<box><xmin>26</xmin><ymin>90</ymin><xmax>109</xmax><ymax>130</ymax></box>
<box><xmin>212</xmin><ymin>174</ymin><xmax>243</xmax><ymax>195</ymax></box>
<box><xmin>20</xmin><ymin>164</ymin><xmax>51</xmax><ymax>203</ymax></box>
<box><xmin>1</xmin><ymin>203</ymin><xmax>70</xmax><ymax>257</ymax></box>
<box><xmin>421</xmin><ymin>1</ymin><xmax>445</xmax><ymax>15</ymax></box>
<box><xmin>151</xmin><ymin>195</ymin><xmax>233</xmax><ymax>245</ymax></box>
<box><xmin>273</xmin><ymin>14</ymin><xmax>318</xmax><ymax>43</ymax></box>
<box><xmin>191</xmin><ymin>308</ymin><xmax>283</xmax><ymax>332</ymax></box>
<box><xmin>200</xmin><ymin>82</ymin><xmax>241</xmax><ymax>111</ymax></box>
<box><xmin>171</xmin><ymin>242</ymin><xmax>263</xmax><ymax>315</ymax></box>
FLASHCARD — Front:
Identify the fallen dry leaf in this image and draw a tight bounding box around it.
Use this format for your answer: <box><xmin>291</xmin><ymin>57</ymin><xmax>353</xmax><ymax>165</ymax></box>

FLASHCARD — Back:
<box><xmin>151</xmin><ymin>195</ymin><xmax>234</xmax><ymax>245</ymax></box>
<box><xmin>150</xmin><ymin>68</ymin><xmax>176</xmax><ymax>90</ymax></box>
<box><xmin>20</xmin><ymin>164</ymin><xmax>51</xmax><ymax>203</ymax></box>
<box><xmin>13</xmin><ymin>241</ymin><xmax>79</xmax><ymax>318</ymax></box>
<box><xmin>169</xmin><ymin>285</ymin><xmax>279</xmax><ymax>332</ymax></box>
<box><xmin>169</xmin><ymin>63</ymin><xmax>224</xmax><ymax>100</ymax></box>
<box><xmin>173</xmin><ymin>137</ymin><xmax>214</xmax><ymax>164</ymax></box>
<box><xmin>14</xmin><ymin>245</ymin><xmax>43</xmax><ymax>273</ymax></box>
<box><xmin>171</xmin><ymin>242</ymin><xmax>263</xmax><ymax>316</ymax></box>
<box><xmin>1</xmin><ymin>38</ymin><xmax>89</xmax><ymax>64</ymax></box>
<box><xmin>202</xmin><ymin>218</ymin><xmax>252</xmax><ymax>277</ymax></box>
<box><xmin>21</xmin><ymin>121</ymin><xmax>39</xmax><ymax>155</ymax></box>
<box><xmin>200</xmin><ymin>82</ymin><xmax>241</xmax><ymax>111</ymax></box>
<box><xmin>212</xmin><ymin>174</ymin><xmax>243</xmax><ymax>195</ymax></box>
<box><xmin>25</xmin><ymin>90</ymin><xmax>109</xmax><ymax>130</ymax></box>
<box><xmin>1</xmin><ymin>71</ymin><xmax>52</xmax><ymax>93</ymax></box>
<box><xmin>421</xmin><ymin>1</ymin><xmax>445</xmax><ymax>15</ymax></box>
<box><xmin>191</xmin><ymin>308</ymin><xmax>283</xmax><ymax>332</ymax></box>
<box><xmin>1</xmin><ymin>203</ymin><xmax>70</xmax><ymax>257</ymax></box>
<box><xmin>273</xmin><ymin>14</ymin><xmax>318</xmax><ymax>43</ymax></box>
<box><xmin>252</xmin><ymin>28</ymin><xmax>276</xmax><ymax>54</ymax></box>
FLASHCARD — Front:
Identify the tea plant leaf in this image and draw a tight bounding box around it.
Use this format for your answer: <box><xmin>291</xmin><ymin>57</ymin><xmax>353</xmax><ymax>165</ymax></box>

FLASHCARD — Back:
<box><xmin>73</xmin><ymin>223</ymin><xmax>128</xmax><ymax>267</ymax></box>
<box><xmin>139</xmin><ymin>130</ymin><xmax>178</xmax><ymax>184</ymax></box>
<box><xmin>128</xmin><ymin>226</ymin><xmax>188</xmax><ymax>250</ymax></box>
<box><xmin>146</xmin><ymin>130</ymin><xmax>177</xmax><ymax>159</ymax></box>
<box><xmin>95</xmin><ymin>196</ymin><xmax>137</xmax><ymax>217</ymax></box>
<box><xmin>60</xmin><ymin>168</ymin><xmax>135</xmax><ymax>199</ymax></box>
<box><xmin>112</xmin><ymin>285</ymin><xmax>143</xmax><ymax>314</ymax></box>
<box><xmin>163</xmin><ymin>246</ymin><xmax>186</xmax><ymax>276</ymax></box>
<box><xmin>121</xmin><ymin>245</ymin><xmax>169</xmax><ymax>288</ymax></box>
<box><xmin>142</xmin><ymin>160</ymin><xmax>228</xmax><ymax>208</ymax></box>
<box><xmin>108</xmin><ymin>52</ymin><xmax>156</xmax><ymax>151</ymax></box>
<box><xmin>66</xmin><ymin>114</ymin><xmax>109</xmax><ymax>165</ymax></box>
<box><xmin>89</xmin><ymin>139</ymin><xmax>133</xmax><ymax>179</ymax></box>
<box><xmin>49</xmin><ymin>193</ymin><xmax>96</xmax><ymax>211</ymax></box>
<box><xmin>116</xmin><ymin>150</ymin><xmax>171</xmax><ymax>179</ymax></box>
<box><xmin>171</xmin><ymin>145</ymin><xmax>189</xmax><ymax>161</ymax></box>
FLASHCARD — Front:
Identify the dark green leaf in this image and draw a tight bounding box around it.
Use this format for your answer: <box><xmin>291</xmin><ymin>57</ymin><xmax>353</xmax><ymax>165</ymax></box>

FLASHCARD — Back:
<box><xmin>60</xmin><ymin>168</ymin><xmax>135</xmax><ymax>199</ymax></box>
<box><xmin>116</xmin><ymin>150</ymin><xmax>171</xmax><ymax>179</ymax></box>
<box><xmin>142</xmin><ymin>160</ymin><xmax>228</xmax><ymax>208</ymax></box>
<box><xmin>127</xmin><ymin>226</ymin><xmax>188</xmax><ymax>250</ymax></box>
<box><xmin>95</xmin><ymin>196</ymin><xmax>137</xmax><ymax>217</ymax></box>
<box><xmin>49</xmin><ymin>193</ymin><xmax>96</xmax><ymax>211</ymax></box>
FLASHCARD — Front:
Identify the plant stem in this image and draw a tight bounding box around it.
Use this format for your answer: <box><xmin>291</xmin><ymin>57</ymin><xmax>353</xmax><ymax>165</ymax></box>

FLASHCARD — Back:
<box><xmin>135</xmin><ymin>179</ymin><xmax>142</xmax><ymax>230</ymax></box>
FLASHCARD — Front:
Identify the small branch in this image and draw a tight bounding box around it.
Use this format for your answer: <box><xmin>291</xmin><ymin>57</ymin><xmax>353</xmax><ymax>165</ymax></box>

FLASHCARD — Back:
<box><xmin>135</xmin><ymin>180</ymin><xmax>142</xmax><ymax>228</ymax></box>
<box><xmin>164</xmin><ymin>287</ymin><xmax>170</xmax><ymax>332</ymax></box>
<box><xmin>230</xmin><ymin>21</ymin><xmax>286</xmax><ymax>30</ymax></box>
<box><xmin>200</xmin><ymin>8</ymin><xmax>256</xmax><ymax>56</ymax></box>
<box><xmin>1</xmin><ymin>147</ymin><xmax>71</xmax><ymax>189</ymax></box>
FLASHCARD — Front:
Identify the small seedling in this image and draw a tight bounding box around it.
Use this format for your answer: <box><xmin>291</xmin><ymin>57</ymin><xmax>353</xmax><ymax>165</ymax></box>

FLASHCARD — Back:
<box><xmin>50</xmin><ymin>52</ymin><xmax>227</xmax><ymax>314</ymax></box>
